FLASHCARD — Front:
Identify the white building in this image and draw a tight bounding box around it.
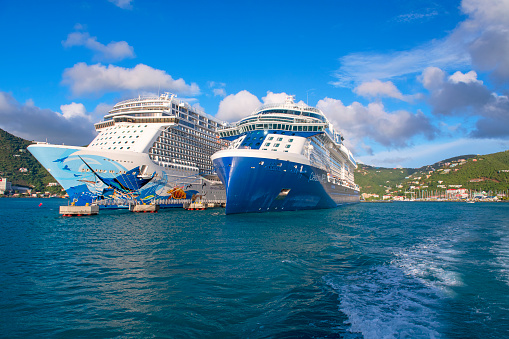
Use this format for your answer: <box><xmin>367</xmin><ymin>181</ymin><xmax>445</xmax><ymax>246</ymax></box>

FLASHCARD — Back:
<box><xmin>0</xmin><ymin>178</ymin><xmax>12</xmax><ymax>194</ymax></box>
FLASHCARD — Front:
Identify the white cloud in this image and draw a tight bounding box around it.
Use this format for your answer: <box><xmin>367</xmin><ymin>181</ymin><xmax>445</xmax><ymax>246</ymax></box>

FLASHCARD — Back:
<box><xmin>216</xmin><ymin>90</ymin><xmax>262</xmax><ymax>122</ymax></box>
<box><xmin>62</xmin><ymin>63</ymin><xmax>200</xmax><ymax>97</ymax></box>
<box><xmin>394</xmin><ymin>8</ymin><xmax>440</xmax><ymax>23</ymax></box>
<box><xmin>0</xmin><ymin>92</ymin><xmax>95</xmax><ymax>145</ymax></box>
<box><xmin>332</xmin><ymin>37</ymin><xmax>470</xmax><ymax>87</ymax></box>
<box><xmin>108</xmin><ymin>0</ymin><xmax>133</xmax><ymax>10</ymax></box>
<box><xmin>216</xmin><ymin>90</ymin><xmax>309</xmax><ymax>122</ymax></box>
<box><xmin>461</xmin><ymin>0</ymin><xmax>509</xmax><ymax>27</ymax></box>
<box><xmin>420</xmin><ymin>66</ymin><xmax>446</xmax><ymax>90</ymax></box>
<box><xmin>262</xmin><ymin>91</ymin><xmax>307</xmax><ymax>106</ymax></box>
<box><xmin>60</xmin><ymin>102</ymin><xmax>90</xmax><ymax>121</ymax></box>
<box><xmin>213</xmin><ymin>88</ymin><xmax>227</xmax><ymax>97</ymax></box>
<box><xmin>62</xmin><ymin>32</ymin><xmax>135</xmax><ymax>62</ymax></box>
<box><xmin>209</xmin><ymin>81</ymin><xmax>227</xmax><ymax>97</ymax></box>
<box><xmin>448</xmin><ymin>70</ymin><xmax>482</xmax><ymax>84</ymax></box>
<box><xmin>262</xmin><ymin>91</ymin><xmax>289</xmax><ymax>104</ymax></box>
<box><xmin>208</xmin><ymin>81</ymin><xmax>226</xmax><ymax>88</ymax></box>
<box><xmin>354</xmin><ymin>80</ymin><xmax>419</xmax><ymax>102</ymax></box>
<box><xmin>317</xmin><ymin>97</ymin><xmax>437</xmax><ymax>151</ymax></box>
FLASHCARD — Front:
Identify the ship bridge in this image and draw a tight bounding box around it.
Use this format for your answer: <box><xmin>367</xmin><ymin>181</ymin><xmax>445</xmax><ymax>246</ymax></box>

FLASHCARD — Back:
<box><xmin>217</xmin><ymin>96</ymin><xmax>333</xmax><ymax>141</ymax></box>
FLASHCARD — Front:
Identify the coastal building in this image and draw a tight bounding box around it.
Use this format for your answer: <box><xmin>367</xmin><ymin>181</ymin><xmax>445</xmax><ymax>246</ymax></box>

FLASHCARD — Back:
<box><xmin>0</xmin><ymin>178</ymin><xmax>12</xmax><ymax>194</ymax></box>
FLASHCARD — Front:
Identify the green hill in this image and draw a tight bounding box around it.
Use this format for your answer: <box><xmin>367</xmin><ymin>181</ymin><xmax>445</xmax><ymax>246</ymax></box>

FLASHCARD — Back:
<box><xmin>355</xmin><ymin>165</ymin><xmax>416</xmax><ymax>197</ymax></box>
<box><xmin>0</xmin><ymin>129</ymin><xmax>60</xmax><ymax>193</ymax></box>
<box><xmin>422</xmin><ymin>152</ymin><xmax>509</xmax><ymax>192</ymax></box>
<box><xmin>355</xmin><ymin>151</ymin><xmax>509</xmax><ymax>199</ymax></box>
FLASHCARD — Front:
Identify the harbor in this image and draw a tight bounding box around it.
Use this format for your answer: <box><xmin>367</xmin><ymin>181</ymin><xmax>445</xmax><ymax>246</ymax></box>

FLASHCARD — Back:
<box><xmin>1</xmin><ymin>0</ymin><xmax>509</xmax><ymax>337</ymax></box>
<box><xmin>3</xmin><ymin>197</ymin><xmax>508</xmax><ymax>338</ymax></box>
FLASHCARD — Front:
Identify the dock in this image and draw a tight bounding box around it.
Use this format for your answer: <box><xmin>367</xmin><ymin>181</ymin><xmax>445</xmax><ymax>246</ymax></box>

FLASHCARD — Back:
<box><xmin>129</xmin><ymin>204</ymin><xmax>160</xmax><ymax>213</ymax></box>
<box><xmin>60</xmin><ymin>204</ymin><xmax>99</xmax><ymax>216</ymax></box>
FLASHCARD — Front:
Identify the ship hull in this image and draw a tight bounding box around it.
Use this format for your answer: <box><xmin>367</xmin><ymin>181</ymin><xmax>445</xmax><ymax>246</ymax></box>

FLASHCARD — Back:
<box><xmin>28</xmin><ymin>144</ymin><xmax>225</xmax><ymax>207</ymax></box>
<box><xmin>212</xmin><ymin>152</ymin><xmax>359</xmax><ymax>214</ymax></box>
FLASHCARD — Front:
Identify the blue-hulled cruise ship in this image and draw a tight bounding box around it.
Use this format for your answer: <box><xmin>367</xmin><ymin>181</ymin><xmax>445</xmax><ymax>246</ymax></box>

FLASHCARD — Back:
<box><xmin>211</xmin><ymin>95</ymin><xmax>359</xmax><ymax>214</ymax></box>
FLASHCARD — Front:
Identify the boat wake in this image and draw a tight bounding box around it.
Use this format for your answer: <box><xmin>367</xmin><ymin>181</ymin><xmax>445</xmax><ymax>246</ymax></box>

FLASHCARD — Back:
<box><xmin>324</xmin><ymin>224</ymin><xmax>466</xmax><ymax>338</ymax></box>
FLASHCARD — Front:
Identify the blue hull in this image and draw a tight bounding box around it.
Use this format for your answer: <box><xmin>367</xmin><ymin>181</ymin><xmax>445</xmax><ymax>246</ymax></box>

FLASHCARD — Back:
<box><xmin>213</xmin><ymin>156</ymin><xmax>359</xmax><ymax>214</ymax></box>
<box><xmin>28</xmin><ymin>144</ymin><xmax>213</xmax><ymax>207</ymax></box>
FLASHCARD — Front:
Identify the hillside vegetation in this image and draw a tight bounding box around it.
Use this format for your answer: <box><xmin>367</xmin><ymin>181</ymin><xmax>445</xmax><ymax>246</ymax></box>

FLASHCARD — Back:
<box><xmin>0</xmin><ymin>129</ymin><xmax>58</xmax><ymax>192</ymax></box>
<box><xmin>355</xmin><ymin>166</ymin><xmax>416</xmax><ymax>197</ymax></box>
<box><xmin>355</xmin><ymin>151</ymin><xmax>509</xmax><ymax>198</ymax></box>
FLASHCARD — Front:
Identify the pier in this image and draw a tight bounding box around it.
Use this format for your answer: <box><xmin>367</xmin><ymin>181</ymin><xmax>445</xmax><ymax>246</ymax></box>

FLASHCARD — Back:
<box><xmin>129</xmin><ymin>203</ymin><xmax>160</xmax><ymax>213</ymax></box>
<box><xmin>60</xmin><ymin>204</ymin><xmax>99</xmax><ymax>216</ymax></box>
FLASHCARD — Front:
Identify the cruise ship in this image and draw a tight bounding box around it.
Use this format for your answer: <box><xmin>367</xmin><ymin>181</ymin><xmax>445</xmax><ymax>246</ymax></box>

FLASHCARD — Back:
<box><xmin>211</xmin><ymin>95</ymin><xmax>359</xmax><ymax>214</ymax></box>
<box><xmin>28</xmin><ymin>93</ymin><xmax>228</xmax><ymax>207</ymax></box>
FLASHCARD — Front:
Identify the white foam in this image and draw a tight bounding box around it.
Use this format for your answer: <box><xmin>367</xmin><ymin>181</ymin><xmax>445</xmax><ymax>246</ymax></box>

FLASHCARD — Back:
<box><xmin>324</xmin><ymin>223</ymin><xmax>471</xmax><ymax>338</ymax></box>
<box><xmin>325</xmin><ymin>266</ymin><xmax>442</xmax><ymax>339</ymax></box>
<box><xmin>393</xmin><ymin>240</ymin><xmax>464</xmax><ymax>296</ymax></box>
<box><xmin>492</xmin><ymin>231</ymin><xmax>509</xmax><ymax>286</ymax></box>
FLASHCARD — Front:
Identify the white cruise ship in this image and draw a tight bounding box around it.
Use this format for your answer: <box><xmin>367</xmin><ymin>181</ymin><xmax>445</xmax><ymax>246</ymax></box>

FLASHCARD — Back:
<box><xmin>211</xmin><ymin>95</ymin><xmax>359</xmax><ymax>214</ymax></box>
<box><xmin>28</xmin><ymin>93</ymin><xmax>228</xmax><ymax>207</ymax></box>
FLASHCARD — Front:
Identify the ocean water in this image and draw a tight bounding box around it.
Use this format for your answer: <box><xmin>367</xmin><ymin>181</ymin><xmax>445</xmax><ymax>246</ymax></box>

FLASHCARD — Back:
<box><xmin>1</xmin><ymin>199</ymin><xmax>508</xmax><ymax>338</ymax></box>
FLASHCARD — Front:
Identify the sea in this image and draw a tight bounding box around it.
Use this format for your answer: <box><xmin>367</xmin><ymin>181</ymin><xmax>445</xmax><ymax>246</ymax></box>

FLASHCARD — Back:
<box><xmin>1</xmin><ymin>198</ymin><xmax>508</xmax><ymax>339</ymax></box>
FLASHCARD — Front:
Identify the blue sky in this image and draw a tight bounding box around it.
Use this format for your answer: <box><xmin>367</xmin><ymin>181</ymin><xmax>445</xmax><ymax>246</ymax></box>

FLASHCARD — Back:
<box><xmin>1</xmin><ymin>0</ymin><xmax>508</xmax><ymax>168</ymax></box>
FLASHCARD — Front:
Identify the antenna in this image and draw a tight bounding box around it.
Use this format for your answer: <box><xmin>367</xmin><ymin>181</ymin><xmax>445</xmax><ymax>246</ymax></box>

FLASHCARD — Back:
<box><xmin>306</xmin><ymin>89</ymin><xmax>315</xmax><ymax>105</ymax></box>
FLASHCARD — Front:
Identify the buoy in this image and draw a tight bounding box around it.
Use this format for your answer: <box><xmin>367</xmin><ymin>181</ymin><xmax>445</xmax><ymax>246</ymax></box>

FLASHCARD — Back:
<box><xmin>38</xmin><ymin>203</ymin><xmax>43</xmax><ymax>207</ymax></box>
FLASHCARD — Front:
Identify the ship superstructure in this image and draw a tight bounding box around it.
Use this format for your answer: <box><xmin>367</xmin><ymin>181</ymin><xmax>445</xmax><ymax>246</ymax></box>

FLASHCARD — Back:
<box><xmin>211</xmin><ymin>95</ymin><xmax>359</xmax><ymax>214</ymax></box>
<box><xmin>29</xmin><ymin>93</ymin><xmax>228</xmax><ymax>206</ymax></box>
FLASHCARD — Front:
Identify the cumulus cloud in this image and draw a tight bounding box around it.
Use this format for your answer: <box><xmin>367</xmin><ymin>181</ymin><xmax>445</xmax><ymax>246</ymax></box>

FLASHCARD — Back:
<box><xmin>421</xmin><ymin>67</ymin><xmax>492</xmax><ymax>116</ymax></box>
<box><xmin>62</xmin><ymin>63</ymin><xmax>200</xmax><ymax>97</ymax></box>
<box><xmin>0</xmin><ymin>92</ymin><xmax>96</xmax><ymax>145</ymax></box>
<box><xmin>449</xmin><ymin>70</ymin><xmax>482</xmax><ymax>84</ymax></box>
<box><xmin>216</xmin><ymin>90</ymin><xmax>309</xmax><ymax>122</ymax></box>
<box><xmin>262</xmin><ymin>91</ymin><xmax>307</xmax><ymax>106</ymax></box>
<box><xmin>215</xmin><ymin>90</ymin><xmax>261</xmax><ymax>122</ymax></box>
<box><xmin>317</xmin><ymin>98</ymin><xmax>437</xmax><ymax>151</ymax></box>
<box><xmin>262</xmin><ymin>91</ymin><xmax>289</xmax><ymax>104</ymax></box>
<box><xmin>108</xmin><ymin>0</ymin><xmax>133</xmax><ymax>9</ymax></box>
<box><xmin>354</xmin><ymin>79</ymin><xmax>419</xmax><ymax>102</ymax></box>
<box><xmin>62</xmin><ymin>32</ymin><xmax>134</xmax><ymax>62</ymax></box>
<box><xmin>420</xmin><ymin>67</ymin><xmax>509</xmax><ymax>137</ymax></box>
<box><xmin>60</xmin><ymin>102</ymin><xmax>90</xmax><ymax>121</ymax></box>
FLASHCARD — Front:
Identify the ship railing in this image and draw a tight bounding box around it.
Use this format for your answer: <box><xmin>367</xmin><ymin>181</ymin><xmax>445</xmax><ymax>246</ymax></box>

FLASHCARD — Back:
<box><xmin>255</xmin><ymin>102</ymin><xmax>321</xmax><ymax>114</ymax></box>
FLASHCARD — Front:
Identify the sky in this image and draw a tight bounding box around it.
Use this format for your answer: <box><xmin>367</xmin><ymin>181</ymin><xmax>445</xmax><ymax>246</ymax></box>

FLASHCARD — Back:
<box><xmin>1</xmin><ymin>0</ymin><xmax>509</xmax><ymax>168</ymax></box>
